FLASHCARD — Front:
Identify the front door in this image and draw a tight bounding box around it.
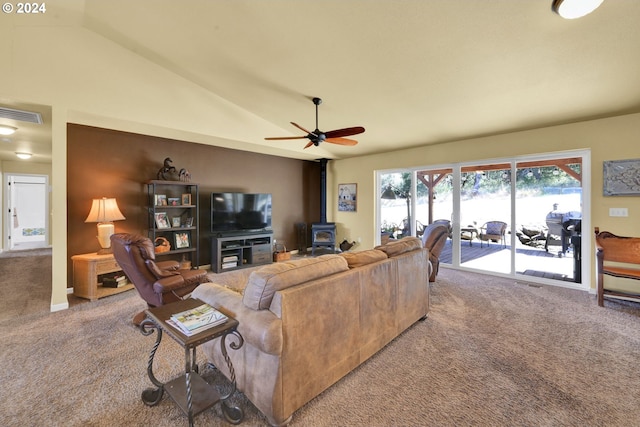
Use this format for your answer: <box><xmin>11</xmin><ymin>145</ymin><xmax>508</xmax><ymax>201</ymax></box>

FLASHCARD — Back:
<box><xmin>6</xmin><ymin>174</ymin><xmax>49</xmax><ymax>250</ymax></box>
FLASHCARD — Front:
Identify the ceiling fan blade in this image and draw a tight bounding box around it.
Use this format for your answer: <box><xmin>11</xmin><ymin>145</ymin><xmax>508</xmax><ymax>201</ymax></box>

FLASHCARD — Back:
<box><xmin>324</xmin><ymin>126</ymin><xmax>365</xmax><ymax>139</ymax></box>
<box><xmin>290</xmin><ymin>122</ymin><xmax>313</xmax><ymax>134</ymax></box>
<box><xmin>326</xmin><ymin>137</ymin><xmax>358</xmax><ymax>146</ymax></box>
<box><xmin>304</xmin><ymin>141</ymin><xmax>314</xmax><ymax>149</ymax></box>
<box><xmin>265</xmin><ymin>136</ymin><xmax>309</xmax><ymax>140</ymax></box>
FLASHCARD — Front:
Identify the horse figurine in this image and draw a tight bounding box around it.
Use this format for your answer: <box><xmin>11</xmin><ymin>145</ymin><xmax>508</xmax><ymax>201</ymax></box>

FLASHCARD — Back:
<box><xmin>157</xmin><ymin>157</ymin><xmax>178</xmax><ymax>180</ymax></box>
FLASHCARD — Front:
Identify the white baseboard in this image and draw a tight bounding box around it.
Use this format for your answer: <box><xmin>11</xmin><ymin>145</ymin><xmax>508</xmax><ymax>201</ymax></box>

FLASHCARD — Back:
<box><xmin>51</xmin><ymin>301</ymin><xmax>69</xmax><ymax>312</ymax></box>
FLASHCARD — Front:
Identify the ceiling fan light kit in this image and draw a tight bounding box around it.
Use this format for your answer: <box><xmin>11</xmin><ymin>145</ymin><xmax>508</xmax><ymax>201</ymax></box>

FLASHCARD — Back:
<box><xmin>265</xmin><ymin>97</ymin><xmax>365</xmax><ymax>149</ymax></box>
<box><xmin>552</xmin><ymin>0</ymin><xmax>604</xmax><ymax>19</ymax></box>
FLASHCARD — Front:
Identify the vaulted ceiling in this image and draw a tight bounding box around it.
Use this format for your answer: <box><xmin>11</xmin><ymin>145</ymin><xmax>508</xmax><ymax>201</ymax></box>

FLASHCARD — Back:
<box><xmin>3</xmin><ymin>1</ymin><xmax>640</xmax><ymax>161</ymax></box>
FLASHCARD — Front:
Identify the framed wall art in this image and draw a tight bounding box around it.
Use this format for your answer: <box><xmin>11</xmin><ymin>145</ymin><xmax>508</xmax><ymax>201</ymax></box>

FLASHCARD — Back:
<box><xmin>338</xmin><ymin>183</ymin><xmax>357</xmax><ymax>212</ymax></box>
<box><xmin>603</xmin><ymin>158</ymin><xmax>640</xmax><ymax>196</ymax></box>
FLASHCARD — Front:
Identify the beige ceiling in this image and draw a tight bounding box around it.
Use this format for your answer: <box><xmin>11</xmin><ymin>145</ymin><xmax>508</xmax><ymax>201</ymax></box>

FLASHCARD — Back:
<box><xmin>0</xmin><ymin>100</ymin><xmax>51</xmax><ymax>162</ymax></box>
<box><xmin>4</xmin><ymin>1</ymin><xmax>640</xmax><ymax>161</ymax></box>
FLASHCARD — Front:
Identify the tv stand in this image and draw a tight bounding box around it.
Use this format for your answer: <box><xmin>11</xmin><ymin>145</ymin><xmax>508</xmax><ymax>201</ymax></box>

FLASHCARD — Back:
<box><xmin>211</xmin><ymin>232</ymin><xmax>273</xmax><ymax>273</ymax></box>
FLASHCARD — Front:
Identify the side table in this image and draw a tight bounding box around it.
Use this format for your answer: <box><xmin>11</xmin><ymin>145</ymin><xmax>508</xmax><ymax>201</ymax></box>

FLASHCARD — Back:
<box><xmin>460</xmin><ymin>227</ymin><xmax>478</xmax><ymax>246</ymax></box>
<box><xmin>71</xmin><ymin>252</ymin><xmax>134</xmax><ymax>300</ymax></box>
<box><xmin>139</xmin><ymin>298</ymin><xmax>244</xmax><ymax>426</ymax></box>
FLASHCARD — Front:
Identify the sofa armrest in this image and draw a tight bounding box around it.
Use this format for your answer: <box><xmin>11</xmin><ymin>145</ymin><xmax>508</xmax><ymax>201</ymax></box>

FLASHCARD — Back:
<box><xmin>193</xmin><ymin>284</ymin><xmax>283</xmax><ymax>355</ymax></box>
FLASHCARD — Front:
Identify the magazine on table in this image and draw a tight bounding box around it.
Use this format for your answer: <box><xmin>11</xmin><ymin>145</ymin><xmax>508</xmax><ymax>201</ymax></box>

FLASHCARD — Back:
<box><xmin>169</xmin><ymin>303</ymin><xmax>228</xmax><ymax>335</ymax></box>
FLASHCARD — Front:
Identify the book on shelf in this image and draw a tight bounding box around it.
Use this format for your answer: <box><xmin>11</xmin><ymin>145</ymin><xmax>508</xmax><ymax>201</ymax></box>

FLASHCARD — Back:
<box><xmin>169</xmin><ymin>303</ymin><xmax>228</xmax><ymax>336</ymax></box>
<box><xmin>222</xmin><ymin>262</ymin><xmax>238</xmax><ymax>269</ymax></box>
<box><xmin>222</xmin><ymin>255</ymin><xmax>239</xmax><ymax>263</ymax></box>
<box><xmin>102</xmin><ymin>274</ymin><xmax>129</xmax><ymax>288</ymax></box>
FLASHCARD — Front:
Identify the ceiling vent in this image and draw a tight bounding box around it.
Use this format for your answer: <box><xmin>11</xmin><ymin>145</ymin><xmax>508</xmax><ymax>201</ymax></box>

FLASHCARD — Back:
<box><xmin>0</xmin><ymin>107</ymin><xmax>43</xmax><ymax>124</ymax></box>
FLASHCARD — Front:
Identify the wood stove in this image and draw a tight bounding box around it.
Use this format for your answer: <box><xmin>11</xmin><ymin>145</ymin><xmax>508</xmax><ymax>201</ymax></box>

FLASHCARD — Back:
<box><xmin>311</xmin><ymin>222</ymin><xmax>336</xmax><ymax>255</ymax></box>
<box><xmin>311</xmin><ymin>158</ymin><xmax>336</xmax><ymax>255</ymax></box>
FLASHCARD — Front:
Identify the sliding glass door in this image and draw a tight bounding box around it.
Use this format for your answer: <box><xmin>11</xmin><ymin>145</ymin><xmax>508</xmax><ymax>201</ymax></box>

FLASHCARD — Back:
<box><xmin>514</xmin><ymin>158</ymin><xmax>582</xmax><ymax>282</ymax></box>
<box><xmin>378</xmin><ymin>151</ymin><xmax>589</xmax><ymax>288</ymax></box>
<box><xmin>458</xmin><ymin>164</ymin><xmax>512</xmax><ymax>275</ymax></box>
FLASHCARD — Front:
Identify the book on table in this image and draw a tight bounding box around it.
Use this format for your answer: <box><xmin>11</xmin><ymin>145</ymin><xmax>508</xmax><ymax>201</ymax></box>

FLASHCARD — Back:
<box><xmin>168</xmin><ymin>302</ymin><xmax>228</xmax><ymax>336</ymax></box>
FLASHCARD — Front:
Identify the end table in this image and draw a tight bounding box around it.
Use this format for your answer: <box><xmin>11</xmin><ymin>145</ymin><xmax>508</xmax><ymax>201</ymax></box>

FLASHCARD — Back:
<box><xmin>139</xmin><ymin>298</ymin><xmax>244</xmax><ymax>426</ymax></box>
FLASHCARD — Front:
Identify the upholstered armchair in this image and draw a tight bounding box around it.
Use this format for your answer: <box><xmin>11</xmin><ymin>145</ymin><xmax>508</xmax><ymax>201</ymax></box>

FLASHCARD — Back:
<box><xmin>421</xmin><ymin>223</ymin><xmax>450</xmax><ymax>282</ymax></box>
<box><xmin>110</xmin><ymin>233</ymin><xmax>209</xmax><ymax>324</ymax></box>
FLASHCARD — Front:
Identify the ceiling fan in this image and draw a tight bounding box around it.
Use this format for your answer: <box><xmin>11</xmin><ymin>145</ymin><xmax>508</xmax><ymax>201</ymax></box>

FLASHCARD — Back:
<box><xmin>265</xmin><ymin>97</ymin><xmax>365</xmax><ymax>149</ymax></box>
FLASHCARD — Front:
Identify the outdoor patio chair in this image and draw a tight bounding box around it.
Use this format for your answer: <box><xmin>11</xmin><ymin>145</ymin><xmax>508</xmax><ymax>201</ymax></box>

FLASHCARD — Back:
<box><xmin>479</xmin><ymin>221</ymin><xmax>507</xmax><ymax>248</ymax></box>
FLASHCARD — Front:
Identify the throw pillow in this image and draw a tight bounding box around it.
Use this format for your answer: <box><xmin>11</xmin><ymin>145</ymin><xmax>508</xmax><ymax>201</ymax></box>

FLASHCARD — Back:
<box><xmin>375</xmin><ymin>236</ymin><xmax>422</xmax><ymax>257</ymax></box>
<box><xmin>341</xmin><ymin>249</ymin><xmax>388</xmax><ymax>268</ymax></box>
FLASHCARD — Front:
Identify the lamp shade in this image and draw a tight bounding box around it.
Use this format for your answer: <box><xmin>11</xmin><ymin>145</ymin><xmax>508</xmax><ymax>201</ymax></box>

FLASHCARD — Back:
<box><xmin>85</xmin><ymin>197</ymin><xmax>125</xmax><ymax>223</ymax></box>
<box><xmin>85</xmin><ymin>198</ymin><xmax>125</xmax><ymax>252</ymax></box>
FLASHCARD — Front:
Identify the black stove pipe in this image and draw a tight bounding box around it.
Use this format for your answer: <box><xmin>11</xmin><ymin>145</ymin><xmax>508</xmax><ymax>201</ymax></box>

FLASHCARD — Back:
<box><xmin>319</xmin><ymin>158</ymin><xmax>328</xmax><ymax>224</ymax></box>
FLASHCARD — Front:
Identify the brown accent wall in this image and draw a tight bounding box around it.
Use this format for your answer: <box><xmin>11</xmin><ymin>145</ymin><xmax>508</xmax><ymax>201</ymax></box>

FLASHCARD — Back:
<box><xmin>67</xmin><ymin>124</ymin><xmax>320</xmax><ymax>286</ymax></box>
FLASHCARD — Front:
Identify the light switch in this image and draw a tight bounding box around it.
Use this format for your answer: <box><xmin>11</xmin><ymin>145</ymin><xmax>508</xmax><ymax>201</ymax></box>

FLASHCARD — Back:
<box><xmin>609</xmin><ymin>208</ymin><xmax>629</xmax><ymax>217</ymax></box>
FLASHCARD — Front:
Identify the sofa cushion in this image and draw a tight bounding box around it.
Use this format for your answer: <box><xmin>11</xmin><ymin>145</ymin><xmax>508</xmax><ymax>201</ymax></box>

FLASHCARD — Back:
<box><xmin>243</xmin><ymin>254</ymin><xmax>349</xmax><ymax>310</ymax></box>
<box><xmin>341</xmin><ymin>249</ymin><xmax>388</xmax><ymax>268</ymax></box>
<box><xmin>375</xmin><ymin>236</ymin><xmax>422</xmax><ymax>257</ymax></box>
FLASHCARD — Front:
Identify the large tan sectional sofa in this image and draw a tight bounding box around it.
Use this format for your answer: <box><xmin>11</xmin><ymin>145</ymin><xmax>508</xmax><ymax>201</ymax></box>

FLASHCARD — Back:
<box><xmin>192</xmin><ymin>237</ymin><xmax>430</xmax><ymax>426</ymax></box>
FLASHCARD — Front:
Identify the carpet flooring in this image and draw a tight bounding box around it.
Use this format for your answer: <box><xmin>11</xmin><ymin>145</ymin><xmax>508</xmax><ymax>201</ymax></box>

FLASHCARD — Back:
<box><xmin>0</xmin><ymin>249</ymin><xmax>52</xmax><ymax>322</ymax></box>
<box><xmin>2</xmin><ymin>266</ymin><xmax>640</xmax><ymax>426</ymax></box>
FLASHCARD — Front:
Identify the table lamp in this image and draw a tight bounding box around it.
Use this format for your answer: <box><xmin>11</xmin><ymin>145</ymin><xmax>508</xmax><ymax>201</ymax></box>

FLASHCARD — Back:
<box><xmin>85</xmin><ymin>197</ymin><xmax>125</xmax><ymax>254</ymax></box>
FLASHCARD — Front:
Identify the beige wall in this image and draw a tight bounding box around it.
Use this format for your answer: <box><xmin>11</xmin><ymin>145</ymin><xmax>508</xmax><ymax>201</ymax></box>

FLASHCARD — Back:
<box><xmin>330</xmin><ymin>112</ymin><xmax>640</xmax><ymax>291</ymax></box>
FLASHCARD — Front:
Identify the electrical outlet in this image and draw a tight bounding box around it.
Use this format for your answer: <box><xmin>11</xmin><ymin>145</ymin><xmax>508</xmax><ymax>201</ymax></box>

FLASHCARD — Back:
<box><xmin>609</xmin><ymin>208</ymin><xmax>629</xmax><ymax>217</ymax></box>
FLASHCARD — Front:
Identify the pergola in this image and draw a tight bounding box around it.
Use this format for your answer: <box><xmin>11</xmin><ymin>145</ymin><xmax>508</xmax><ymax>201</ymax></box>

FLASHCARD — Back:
<box><xmin>416</xmin><ymin>157</ymin><xmax>582</xmax><ymax>225</ymax></box>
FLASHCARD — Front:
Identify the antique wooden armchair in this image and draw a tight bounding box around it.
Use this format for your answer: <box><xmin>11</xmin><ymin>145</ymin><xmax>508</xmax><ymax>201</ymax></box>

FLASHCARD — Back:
<box><xmin>594</xmin><ymin>227</ymin><xmax>640</xmax><ymax>307</ymax></box>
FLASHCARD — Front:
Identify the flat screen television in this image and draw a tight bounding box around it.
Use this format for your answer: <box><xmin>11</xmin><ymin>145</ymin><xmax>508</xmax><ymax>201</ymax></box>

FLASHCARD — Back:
<box><xmin>211</xmin><ymin>192</ymin><xmax>272</xmax><ymax>233</ymax></box>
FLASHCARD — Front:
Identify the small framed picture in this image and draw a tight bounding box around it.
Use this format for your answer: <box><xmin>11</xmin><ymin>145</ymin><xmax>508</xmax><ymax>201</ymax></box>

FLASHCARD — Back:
<box><xmin>154</xmin><ymin>212</ymin><xmax>170</xmax><ymax>229</ymax></box>
<box><xmin>181</xmin><ymin>193</ymin><xmax>192</xmax><ymax>205</ymax></box>
<box><xmin>184</xmin><ymin>217</ymin><xmax>194</xmax><ymax>227</ymax></box>
<box><xmin>171</xmin><ymin>217</ymin><xmax>181</xmax><ymax>228</ymax></box>
<box><xmin>167</xmin><ymin>197</ymin><xmax>180</xmax><ymax>206</ymax></box>
<box><xmin>154</xmin><ymin>194</ymin><xmax>167</xmax><ymax>206</ymax></box>
<box><xmin>338</xmin><ymin>183</ymin><xmax>357</xmax><ymax>212</ymax></box>
<box><xmin>175</xmin><ymin>232</ymin><xmax>190</xmax><ymax>249</ymax></box>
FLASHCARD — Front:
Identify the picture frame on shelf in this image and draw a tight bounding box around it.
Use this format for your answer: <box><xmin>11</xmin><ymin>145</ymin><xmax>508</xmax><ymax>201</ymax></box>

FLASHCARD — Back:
<box><xmin>184</xmin><ymin>217</ymin><xmax>194</xmax><ymax>227</ymax></box>
<box><xmin>181</xmin><ymin>193</ymin><xmax>192</xmax><ymax>205</ymax></box>
<box><xmin>168</xmin><ymin>197</ymin><xmax>180</xmax><ymax>206</ymax></box>
<box><xmin>171</xmin><ymin>217</ymin><xmax>181</xmax><ymax>228</ymax></box>
<box><xmin>154</xmin><ymin>194</ymin><xmax>167</xmax><ymax>206</ymax></box>
<box><xmin>175</xmin><ymin>232</ymin><xmax>190</xmax><ymax>249</ymax></box>
<box><xmin>154</xmin><ymin>212</ymin><xmax>170</xmax><ymax>229</ymax></box>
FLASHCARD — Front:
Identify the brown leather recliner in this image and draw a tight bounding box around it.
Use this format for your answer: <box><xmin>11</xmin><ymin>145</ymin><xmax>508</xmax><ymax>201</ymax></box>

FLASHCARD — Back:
<box><xmin>421</xmin><ymin>223</ymin><xmax>449</xmax><ymax>282</ymax></box>
<box><xmin>110</xmin><ymin>233</ymin><xmax>209</xmax><ymax>324</ymax></box>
